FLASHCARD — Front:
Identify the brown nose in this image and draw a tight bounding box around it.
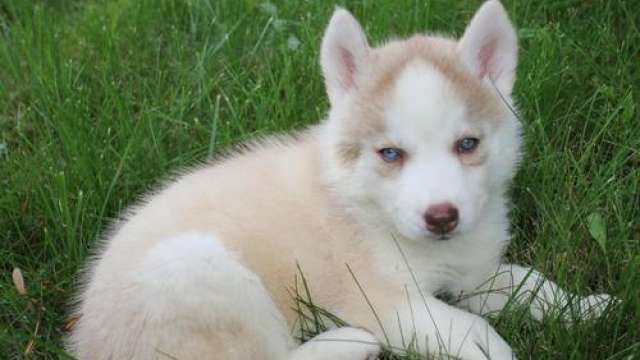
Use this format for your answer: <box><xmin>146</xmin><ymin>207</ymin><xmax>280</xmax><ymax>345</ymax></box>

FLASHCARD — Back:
<box><xmin>424</xmin><ymin>203</ymin><xmax>459</xmax><ymax>235</ymax></box>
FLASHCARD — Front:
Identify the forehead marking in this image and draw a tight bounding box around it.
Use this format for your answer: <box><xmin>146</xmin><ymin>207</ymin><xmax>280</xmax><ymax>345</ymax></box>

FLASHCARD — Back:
<box><xmin>386</xmin><ymin>61</ymin><xmax>468</xmax><ymax>141</ymax></box>
<box><xmin>371</xmin><ymin>36</ymin><xmax>505</xmax><ymax>120</ymax></box>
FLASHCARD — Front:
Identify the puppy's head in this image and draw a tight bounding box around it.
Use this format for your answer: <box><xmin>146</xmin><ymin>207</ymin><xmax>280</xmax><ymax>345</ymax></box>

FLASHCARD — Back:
<box><xmin>321</xmin><ymin>1</ymin><xmax>521</xmax><ymax>241</ymax></box>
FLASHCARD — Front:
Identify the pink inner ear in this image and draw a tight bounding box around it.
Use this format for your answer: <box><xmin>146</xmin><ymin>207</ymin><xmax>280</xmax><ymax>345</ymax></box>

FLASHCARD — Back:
<box><xmin>339</xmin><ymin>47</ymin><xmax>356</xmax><ymax>89</ymax></box>
<box><xmin>477</xmin><ymin>38</ymin><xmax>497</xmax><ymax>79</ymax></box>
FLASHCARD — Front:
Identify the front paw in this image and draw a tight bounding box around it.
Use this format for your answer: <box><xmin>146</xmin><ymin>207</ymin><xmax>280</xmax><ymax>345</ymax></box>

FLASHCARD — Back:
<box><xmin>291</xmin><ymin>327</ymin><xmax>381</xmax><ymax>360</ymax></box>
<box><xmin>575</xmin><ymin>293</ymin><xmax>619</xmax><ymax>320</ymax></box>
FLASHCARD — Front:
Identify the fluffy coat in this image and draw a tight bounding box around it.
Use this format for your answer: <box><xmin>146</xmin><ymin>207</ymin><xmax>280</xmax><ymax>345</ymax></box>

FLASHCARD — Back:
<box><xmin>68</xmin><ymin>1</ymin><xmax>612</xmax><ymax>359</ymax></box>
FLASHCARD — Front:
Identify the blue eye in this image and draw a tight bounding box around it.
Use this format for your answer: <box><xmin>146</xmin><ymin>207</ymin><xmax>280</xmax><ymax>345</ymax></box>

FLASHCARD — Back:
<box><xmin>456</xmin><ymin>137</ymin><xmax>480</xmax><ymax>154</ymax></box>
<box><xmin>378</xmin><ymin>147</ymin><xmax>403</xmax><ymax>162</ymax></box>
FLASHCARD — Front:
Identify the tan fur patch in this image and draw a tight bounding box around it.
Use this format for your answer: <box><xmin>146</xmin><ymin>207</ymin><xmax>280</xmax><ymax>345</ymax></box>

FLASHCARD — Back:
<box><xmin>459</xmin><ymin>148</ymin><xmax>488</xmax><ymax>166</ymax></box>
<box><xmin>368</xmin><ymin>35</ymin><xmax>506</xmax><ymax>120</ymax></box>
<box><xmin>374</xmin><ymin>159</ymin><xmax>403</xmax><ymax>178</ymax></box>
<box><xmin>335</xmin><ymin>97</ymin><xmax>387</xmax><ymax>165</ymax></box>
<box><xmin>336</xmin><ymin>142</ymin><xmax>361</xmax><ymax>164</ymax></box>
<box><xmin>344</xmin><ymin>98</ymin><xmax>387</xmax><ymax>139</ymax></box>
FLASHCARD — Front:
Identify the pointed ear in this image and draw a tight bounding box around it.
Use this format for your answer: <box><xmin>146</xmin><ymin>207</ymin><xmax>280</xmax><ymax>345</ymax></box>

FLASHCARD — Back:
<box><xmin>320</xmin><ymin>8</ymin><xmax>370</xmax><ymax>105</ymax></box>
<box><xmin>458</xmin><ymin>0</ymin><xmax>518</xmax><ymax>96</ymax></box>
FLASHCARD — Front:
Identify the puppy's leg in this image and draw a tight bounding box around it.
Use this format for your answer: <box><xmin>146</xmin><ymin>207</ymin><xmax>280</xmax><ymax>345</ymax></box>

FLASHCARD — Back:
<box><xmin>289</xmin><ymin>327</ymin><xmax>381</xmax><ymax>360</ymax></box>
<box><xmin>347</xmin><ymin>291</ymin><xmax>514</xmax><ymax>360</ymax></box>
<box><xmin>458</xmin><ymin>264</ymin><xmax>614</xmax><ymax>321</ymax></box>
<box><xmin>68</xmin><ymin>233</ymin><xmax>294</xmax><ymax>360</ymax></box>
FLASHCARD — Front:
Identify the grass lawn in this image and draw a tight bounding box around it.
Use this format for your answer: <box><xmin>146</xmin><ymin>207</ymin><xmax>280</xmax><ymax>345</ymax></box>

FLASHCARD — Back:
<box><xmin>1</xmin><ymin>0</ymin><xmax>639</xmax><ymax>358</ymax></box>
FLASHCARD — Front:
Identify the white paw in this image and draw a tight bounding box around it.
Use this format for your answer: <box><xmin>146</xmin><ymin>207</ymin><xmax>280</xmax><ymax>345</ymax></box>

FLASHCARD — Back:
<box><xmin>577</xmin><ymin>293</ymin><xmax>618</xmax><ymax>320</ymax></box>
<box><xmin>291</xmin><ymin>327</ymin><xmax>381</xmax><ymax>360</ymax></box>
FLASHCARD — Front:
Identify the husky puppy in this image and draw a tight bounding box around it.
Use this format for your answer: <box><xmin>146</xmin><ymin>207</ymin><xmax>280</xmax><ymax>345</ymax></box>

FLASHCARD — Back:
<box><xmin>68</xmin><ymin>1</ymin><xmax>613</xmax><ymax>359</ymax></box>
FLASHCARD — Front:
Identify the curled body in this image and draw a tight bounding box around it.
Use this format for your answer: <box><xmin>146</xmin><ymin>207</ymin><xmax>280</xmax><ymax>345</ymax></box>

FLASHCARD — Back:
<box><xmin>68</xmin><ymin>1</ymin><xmax>614</xmax><ymax>359</ymax></box>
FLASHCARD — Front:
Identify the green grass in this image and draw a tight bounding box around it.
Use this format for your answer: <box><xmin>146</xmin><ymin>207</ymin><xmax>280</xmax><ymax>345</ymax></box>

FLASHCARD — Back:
<box><xmin>1</xmin><ymin>0</ymin><xmax>638</xmax><ymax>358</ymax></box>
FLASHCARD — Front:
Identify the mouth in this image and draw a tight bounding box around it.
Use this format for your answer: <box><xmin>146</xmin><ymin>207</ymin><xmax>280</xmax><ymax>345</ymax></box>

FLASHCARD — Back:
<box><xmin>395</xmin><ymin>216</ymin><xmax>461</xmax><ymax>242</ymax></box>
<box><xmin>428</xmin><ymin>228</ymin><xmax>462</xmax><ymax>241</ymax></box>
<box><xmin>399</xmin><ymin>228</ymin><xmax>460</xmax><ymax>243</ymax></box>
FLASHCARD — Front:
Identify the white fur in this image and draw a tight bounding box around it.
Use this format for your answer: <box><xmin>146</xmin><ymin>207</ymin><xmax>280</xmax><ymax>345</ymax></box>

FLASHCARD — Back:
<box><xmin>69</xmin><ymin>233</ymin><xmax>294</xmax><ymax>359</ymax></box>
<box><xmin>321</xmin><ymin>8</ymin><xmax>370</xmax><ymax>106</ymax></box>
<box><xmin>290</xmin><ymin>328</ymin><xmax>380</xmax><ymax>360</ymax></box>
<box><xmin>458</xmin><ymin>0</ymin><xmax>519</xmax><ymax>95</ymax></box>
<box><xmin>383</xmin><ymin>61</ymin><xmax>488</xmax><ymax>239</ymax></box>
<box><xmin>68</xmin><ymin>2</ymin><xmax>614</xmax><ymax>360</ymax></box>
